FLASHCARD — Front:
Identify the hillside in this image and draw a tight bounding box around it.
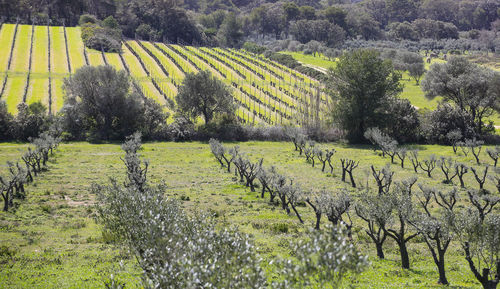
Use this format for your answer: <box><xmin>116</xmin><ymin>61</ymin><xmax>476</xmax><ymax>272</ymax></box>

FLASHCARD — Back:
<box><xmin>0</xmin><ymin>23</ymin><xmax>328</xmax><ymax>126</ymax></box>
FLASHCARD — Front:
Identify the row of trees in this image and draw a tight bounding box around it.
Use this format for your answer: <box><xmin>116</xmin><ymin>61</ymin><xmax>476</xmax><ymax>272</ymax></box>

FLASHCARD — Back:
<box><xmin>95</xmin><ymin>133</ymin><xmax>367</xmax><ymax>288</ymax></box>
<box><xmin>210</xmin><ymin>137</ymin><xmax>500</xmax><ymax>288</ymax></box>
<box><xmin>365</xmin><ymin>127</ymin><xmax>500</xmax><ymax>192</ymax></box>
<box><xmin>0</xmin><ymin>130</ymin><xmax>61</xmax><ymax>211</ymax></box>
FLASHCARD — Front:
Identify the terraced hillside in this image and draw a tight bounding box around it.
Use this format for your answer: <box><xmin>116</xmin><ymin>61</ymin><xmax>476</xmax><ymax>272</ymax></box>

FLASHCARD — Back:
<box><xmin>0</xmin><ymin>24</ymin><xmax>326</xmax><ymax>125</ymax></box>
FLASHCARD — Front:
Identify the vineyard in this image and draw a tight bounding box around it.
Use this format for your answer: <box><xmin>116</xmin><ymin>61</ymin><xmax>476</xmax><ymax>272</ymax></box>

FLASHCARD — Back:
<box><xmin>0</xmin><ymin>24</ymin><xmax>327</xmax><ymax>125</ymax></box>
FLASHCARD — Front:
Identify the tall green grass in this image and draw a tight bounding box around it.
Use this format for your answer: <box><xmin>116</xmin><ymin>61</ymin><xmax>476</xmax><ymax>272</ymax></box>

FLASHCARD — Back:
<box><xmin>51</xmin><ymin>77</ymin><xmax>64</xmax><ymax>113</ymax></box>
<box><xmin>86</xmin><ymin>48</ymin><xmax>105</xmax><ymax>66</ymax></box>
<box><xmin>103</xmin><ymin>52</ymin><xmax>124</xmax><ymax>71</ymax></box>
<box><xmin>122</xmin><ymin>44</ymin><xmax>148</xmax><ymax>78</ymax></box>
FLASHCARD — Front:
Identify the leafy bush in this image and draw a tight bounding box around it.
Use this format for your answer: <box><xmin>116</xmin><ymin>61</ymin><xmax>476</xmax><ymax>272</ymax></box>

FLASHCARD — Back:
<box><xmin>421</xmin><ymin>104</ymin><xmax>475</xmax><ymax>144</ymax></box>
<box><xmin>80</xmin><ymin>18</ymin><xmax>122</xmax><ymax>52</ymax></box>
<box><xmin>242</xmin><ymin>41</ymin><xmax>267</xmax><ymax>54</ymax></box>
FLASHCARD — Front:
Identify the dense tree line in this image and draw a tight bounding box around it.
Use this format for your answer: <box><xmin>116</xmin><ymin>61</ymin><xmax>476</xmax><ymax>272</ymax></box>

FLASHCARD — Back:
<box><xmin>1</xmin><ymin>0</ymin><xmax>498</xmax><ymax>48</ymax></box>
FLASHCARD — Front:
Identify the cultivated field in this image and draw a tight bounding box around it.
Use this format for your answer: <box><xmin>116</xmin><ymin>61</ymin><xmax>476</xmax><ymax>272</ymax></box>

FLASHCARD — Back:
<box><xmin>0</xmin><ymin>24</ymin><xmax>324</xmax><ymax>126</ymax></box>
<box><xmin>0</xmin><ymin>141</ymin><xmax>497</xmax><ymax>288</ymax></box>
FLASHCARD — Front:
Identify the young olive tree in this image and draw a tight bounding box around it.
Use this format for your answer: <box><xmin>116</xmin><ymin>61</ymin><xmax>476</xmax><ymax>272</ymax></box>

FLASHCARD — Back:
<box><xmin>273</xmin><ymin>225</ymin><xmax>368</xmax><ymax>289</ymax></box>
<box><xmin>316</xmin><ymin>148</ymin><xmax>336</xmax><ymax>173</ymax></box>
<box><xmin>419</xmin><ymin>154</ymin><xmax>437</xmax><ymax>178</ymax></box>
<box><xmin>355</xmin><ymin>190</ymin><xmax>392</xmax><ymax>259</ymax></box>
<box><xmin>453</xmin><ymin>200</ymin><xmax>500</xmax><ymax>289</ymax></box>
<box><xmin>340</xmin><ymin>158</ymin><xmax>359</xmax><ymax>188</ymax></box>
<box><xmin>409</xmin><ymin>150</ymin><xmax>420</xmax><ymax>173</ymax></box>
<box><xmin>320</xmin><ymin>189</ymin><xmax>352</xmax><ymax>232</ymax></box>
<box><xmin>384</xmin><ymin>177</ymin><xmax>419</xmax><ymax>269</ymax></box>
<box><xmin>438</xmin><ymin>157</ymin><xmax>458</xmax><ymax>184</ymax></box>
<box><xmin>410</xmin><ymin>186</ymin><xmax>459</xmax><ymax>285</ymax></box>
<box><xmin>486</xmin><ymin>147</ymin><xmax>499</xmax><ymax>167</ymax></box>
<box><xmin>471</xmin><ymin>166</ymin><xmax>490</xmax><ymax>191</ymax></box>
<box><xmin>96</xmin><ymin>137</ymin><xmax>267</xmax><ymax>289</ymax></box>
<box><xmin>371</xmin><ymin>164</ymin><xmax>394</xmax><ymax>195</ymax></box>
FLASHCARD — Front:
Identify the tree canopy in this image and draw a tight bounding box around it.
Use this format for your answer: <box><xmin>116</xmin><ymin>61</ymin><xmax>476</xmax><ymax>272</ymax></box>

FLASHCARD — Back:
<box><xmin>175</xmin><ymin>70</ymin><xmax>235</xmax><ymax>124</ymax></box>
<box><xmin>327</xmin><ymin>49</ymin><xmax>403</xmax><ymax>143</ymax></box>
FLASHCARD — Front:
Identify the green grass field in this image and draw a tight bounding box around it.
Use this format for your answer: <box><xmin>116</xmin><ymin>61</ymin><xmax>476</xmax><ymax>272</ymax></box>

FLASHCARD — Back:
<box><xmin>65</xmin><ymin>27</ymin><xmax>86</xmax><ymax>72</ymax></box>
<box><xmin>26</xmin><ymin>77</ymin><xmax>49</xmax><ymax>107</ymax></box>
<box><xmin>103</xmin><ymin>52</ymin><xmax>124</xmax><ymax>71</ymax></box>
<box><xmin>86</xmin><ymin>48</ymin><xmax>105</xmax><ymax>67</ymax></box>
<box><xmin>31</xmin><ymin>26</ymin><xmax>49</xmax><ymax>74</ymax></box>
<box><xmin>51</xmin><ymin>78</ymin><xmax>64</xmax><ymax>113</ymax></box>
<box><xmin>0</xmin><ymin>141</ymin><xmax>496</xmax><ymax>288</ymax></box>
<box><xmin>49</xmin><ymin>27</ymin><xmax>68</xmax><ymax>74</ymax></box>
<box><xmin>0</xmin><ymin>24</ymin><xmax>16</xmax><ymax>71</ymax></box>
<box><xmin>281</xmin><ymin>51</ymin><xmax>336</xmax><ymax>71</ymax></box>
<box><xmin>3</xmin><ymin>75</ymin><xmax>26</xmax><ymax>114</ymax></box>
<box><xmin>10</xmin><ymin>25</ymin><xmax>32</xmax><ymax>72</ymax></box>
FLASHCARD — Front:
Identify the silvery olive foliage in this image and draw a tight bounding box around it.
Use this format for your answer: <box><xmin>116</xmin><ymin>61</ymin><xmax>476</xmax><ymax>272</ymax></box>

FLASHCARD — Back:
<box><xmin>454</xmin><ymin>209</ymin><xmax>500</xmax><ymax>289</ymax></box>
<box><xmin>96</xmin><ymin>134</ymin><xmax>267</xmax><ymax>289</ymax></box>
<box><xmin>272</xmin><ymin>224</ymin><xmax>368</xmax><ymax>289</ymax></box>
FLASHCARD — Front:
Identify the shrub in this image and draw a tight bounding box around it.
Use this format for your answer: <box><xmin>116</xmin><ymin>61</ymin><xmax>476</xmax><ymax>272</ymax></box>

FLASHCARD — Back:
<box><xmin>78</xmin><ymin>14</ymin><xmax>98</xmax><ymax>26</ymax></box>
<box><xmin>242</xmin><ymin>41</ymin><xmax>267</xmax><ymax>54</ymax></box>
<box><xmin>421</xmin><ymin>104</ymin><xmax>475</xmax><ymax>144</ymax></box>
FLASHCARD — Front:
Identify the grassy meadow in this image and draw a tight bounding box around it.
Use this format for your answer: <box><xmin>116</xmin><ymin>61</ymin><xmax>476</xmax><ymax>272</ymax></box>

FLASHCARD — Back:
<box><xmin>0</xmin><ymin>141</ymin><xmax>497</xmax><ymax>288</ymax></box>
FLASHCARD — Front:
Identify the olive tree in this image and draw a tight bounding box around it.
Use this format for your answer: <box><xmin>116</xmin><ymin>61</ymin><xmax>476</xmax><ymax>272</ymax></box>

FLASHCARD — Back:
<box><xmin>272</xmin><ymin>225</ymin><xmax>368</xmax><ymax>289</ymax></box>
<box><xmin>453</xmin><ymin>191</ymin><xmax>500</xmax><ymax>289</ymax></box>
<box><xmin>422</xmin><ymin>57</ymin><xmax>500</xmax><ymax>135</ymax></box>
<box><xmin>62</xmin><ymin>65</ymin><xmax>153</xmax><ymax>141</ymax></box>
<box><xmin>410</xmin><ymin>186</ymin><xmax>459</xmax><ymax>285</ymax></box>
<box><xmin>355</xmin><ymin>189</ymin><xmax>392</xmax><ymax>259</ymax></box>
<box><xmin>176</xmin><ymin>70</ymin><xmax>234</xmax><ymax>124</ymax></box>
<box><xmin>384</xmin><ymin>177</ymin><xmax>419</xmax><ymax>269</ymax></box>
<box><xmin>96</xmin><ymin>136</ymin><xmax>268</xmax><ymax>289</ymax></box>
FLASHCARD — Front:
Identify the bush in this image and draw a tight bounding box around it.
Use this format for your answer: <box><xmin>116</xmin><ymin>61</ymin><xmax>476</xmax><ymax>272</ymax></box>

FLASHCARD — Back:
<box><xmin>242</xmin><ymin>41</ymin><xmax>267</xmax><ymax>54</ymax></box>
<box><xmin>384</xmin><ymin>98</ymin><xmax>420</xmax><ymax>143</ymax></box>
<box><xmin>421</xmin><ymin>103</ymin><xmax>475</xmax><ymax>144</ymax></box>
<box><xmin>78</xmin><ymin>14</ymin><xmax>98</xmax><ymax>26</ymax></box>
<box><xmin>81</xmin><ymin>20</ymin><xmax>122</xmax><ymax>52</ymax></box>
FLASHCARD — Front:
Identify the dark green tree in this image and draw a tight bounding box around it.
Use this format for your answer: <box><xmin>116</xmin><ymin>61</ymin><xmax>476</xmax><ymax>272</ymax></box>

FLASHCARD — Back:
<box><xmin>327</xmin><ymin>49</ymin><xmax>402</xmax><ymax>143</ymax></box>
<box><xmin>0</xmin><ymin>101</ymin><xmax>13</xmax><ymax>141</ymax></box>
<box><xmin>217</xmin><ymin>12</ymin><xmax>243</xmax><ymax>47</ymax></box>
<box><xmin>176</xmin><ymin>70</ymin><xmax>234</xmax><ymax>124</ymax></box>
<box><xmin>62</xmin><ymin>65</ymin><xmax>152</xmax><ymax>141</ymax></box>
